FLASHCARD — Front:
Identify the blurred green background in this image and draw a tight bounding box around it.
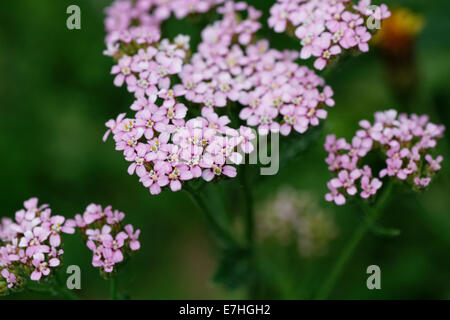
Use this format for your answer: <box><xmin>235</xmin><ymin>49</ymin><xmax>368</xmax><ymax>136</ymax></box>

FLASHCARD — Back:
<box><xmin>1</xmin><ymin>0</ymin><xmax>449</xmax><ymax>299</ymax></box>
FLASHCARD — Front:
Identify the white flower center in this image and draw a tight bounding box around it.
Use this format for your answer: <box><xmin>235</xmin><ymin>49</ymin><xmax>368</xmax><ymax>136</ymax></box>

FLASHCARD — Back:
<box><xmin>272</xmin><ymin>97</ymin><xmax>283</xmax><ymax>108</ymax></box>
<box><xmin>219</xmin><ymin>83</ymin><xmax>231</xmax><ymax>92</ymax></box>
<box><xmin>284</xmin><ymin>115</ymin><xmax>297</xmax><ymax>125</ymax></box>
<box><xmin>212</xmin><ymin>165</ymin><xmax>222</xmax><ymax>176</ymax></box>
<box><xmin>184</xmin><ymin>80</ymin><xmax>195</xmax><ymax>90</ymax></box>
<box><xmin>124</xmin><ymin>120</ymin><xmax>134</xmax><ymax>131</ymax></box>
<box><xmin>149</xmin><ymin>170</ymin><xmax>158</xmax><ymax>182</ymax></box>
<box><xmin>167</xmin><ymin>107</ymin><xmax>175</xmax><ymax>119</ymax></box>
<box><xmin>135</xmin><ymin>157</ymin><xmax>144</xmax><ymax>166</ymax></box>
<box><xmin>249</xmin><ymin>99</ymin><xmax>260</xmax><ymax>109</ymax></box>
<box><xmin>169</xmin><ymin>168</ymin><xmax>180</xmax><ymax>180</ymax></box>
<box><xmin>259</xmin><ymin>114</ymin><xmax>273</xmax><ymax>124</ymax></box>
<box><xmin>137</xmin><ymin>78</ymin><xmax>149</xmax><ymax>89</ymax></box>
<box><xmin>121</xmin><ymin>67</ymin><xmax>131</xmax><ymax>75</ymax></box>
<box><xmin>52</xmin><ymin>223</ymin><xmax>61</xmax><ymax>233</ymax></box>
<box><xmin>127</xmin><ymin>138</ymin><xmax>137</xmax><ymax>147</ymax></box>
<box><xmin>292</xmin><ymin>96</ymin><xmax>303</xmax><ymax>105</ymax></box>
<box><xmin>301</xmin><ymin>36</ymin><xmax>312</xmax><ymax>46</ymax></box>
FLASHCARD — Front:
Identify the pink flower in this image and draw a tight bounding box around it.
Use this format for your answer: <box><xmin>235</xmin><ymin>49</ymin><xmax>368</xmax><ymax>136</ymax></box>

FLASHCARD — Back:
<box><xmin>30</xmin><ymin>253</ymin><xmax>59</xmax><ymax>281</ymax></box>
<box><xmin>168</xmin><ymin>165</ymin><xmax>193</xmax><ymax>191</ymax></box>
<box><xmin>102</xmin><ymin>231</ymin><xmax>128</xmax><ymax>263</ymax></box>
<box><xmin>312</xmin><ymin>33</ymin><xmax>342</xmax><ymax>70</ymax></box>
<box><xmin>414</xmin><ymin>177</ymin><xmax>431</xmax><ymax>188</ymax></box>
<box><xmin>239</xmin><ymin>126</ymin><xmax>256</xmax><ymax>153</ymax></box>
<box><xmin>47</xmin><ymin>216</ymin><xmax>75</xmax><ymax>247</ymax></box>
<box><xmin>326</xmin><ymin>20</ymin><xmax>354</xmax><ymax>49</ymax></box>
<box><xmin>83</xmin><ymin>203</ymin><xmax>104</xmax><ymax>225</ymax></box>
<box><xmin>1</xmin><ymin>269</ymin><xmax>16</xmax><ymax>288</ymax></box>
<box><xmin>86</xmin><ymin>225</ymin><xmax>112</xmax><ymax>242</ymax></box>
<box><xmin>125</xmin><ymin>224</ymin><xmax>141</xmax><ymax>251</ymax></box>
<box><xmin>126</xmin><ymin>143</ymin><xmax>149</xmax><ymax>176</ymax></box>
<box><xmin>140</xmin><ymin>167</ymin><xmax>170</xmax><ymax>195</ymax></box>
<box><xmin>105</xmin><ymin>207</ymin><xmax>125</xmax><ymax>225</ymax></box>
<box><xmin>325</xmin><ymin>182</ymin><xmax>346</xmax><ymax>206</ymax></box>
<box><xmin>19</xmin><ymin>227</ymin><xmax>50</xmax><ymax>257</ymax></box>
<box><xmin>360</xmin><ymin>176</ymin><xmax>382</xmax><ymax>199</ymax></box>
<box><xmin>104</xmin><ymin>113</ymin><xmax>126</xmax><ymax>142</ymax></box>
<box><xmin>202</xmin><ymin>165</ymin><xmax>236</xmax><ymax>182</ymax></box>
<box><xmin>100</xmin><ymin>248</ymin><xmax>116</xmax><ymax>273</ymax></box>
<box><xmin>425</xmin><ymin>154</ymin><xmax>443</xmax><ymax>172</ymax></box>
<box><xmin>127</xmin><ymin>71</ymin><xmax>159</xmax><ymax>98</ymax></box>
<box><xmin>349</xmin><ymin>26</ymin><xmax>371</xmax><ymax>52</ymax></box>
<box><xmin>131</xmin><ymin>47</ymin><xmax>158</xmax><ymax>73</ymax></box>
<box><xmin>268</xmin><ymin>3</ymin><xmax>290</xmax><ymax>33</ymax></box>
<box><xmin>330</xmin><ymin>169</ymin><xmax>362</xmax><ymax>196</ymax></box>
<box><xmin>111</xmin><ymin>55</ymin><xmax>136</xmax><ymax>87</ymax></box>
<box><xmin>87</xmin><ymin>240</ymin><xmax>104</xmax><ymax>267</ymax></box>
<box><xmin>298</xmin><ymin>106</ymin><xmax>328</xmax><ymax>128</ymax></box>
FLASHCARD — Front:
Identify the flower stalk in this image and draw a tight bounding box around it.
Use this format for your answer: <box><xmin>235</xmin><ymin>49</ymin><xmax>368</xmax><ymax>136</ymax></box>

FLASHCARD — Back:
<box><xmin>240</xmin><ymin>165</ymin><xmax>255</xmax><ymax>248</ymax></box>
<box><xmin>184</xmin><ymin>184</ymin><xmax>237</xmax><ymax>250</ymax></box>
<box><xmin>110</xmin><ymin>277</ymin><xmax>117</xmax><ymax>300</ymax></box>
<box><xmin>316</xmin><ymin>181</ymin><xmax>395</xmax><ymax>299</ymax></box>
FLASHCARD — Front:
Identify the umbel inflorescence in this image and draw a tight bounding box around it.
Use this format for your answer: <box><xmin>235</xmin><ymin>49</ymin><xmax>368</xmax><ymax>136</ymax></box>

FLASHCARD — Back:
<box><xmin>70</xmin><ymin>204</ymin><xmax>141</xmax><ymax>275</ymax></box>
<box><xmin>103</xmin><ymin>0</ymin><xmax>394</xmax><ymax>195</ymax></box>
<box><xmin>269</xmin><ymin>0</ymin><xmax>390</xmax><ymax>70</ymax></box>
<box><xmin>258</xmin><ymin>187</ymin><xmax>337</xmax><ymax>258</ymax></box>
<box><xmin>325</xmin><ymin>110</ymin><xmax>445</xmax><ymax>205</ymax></box>
<box><xmin>0</xmin><ymin>198</ymin><xmax>140</xmax><ymax>296</ymax></box>
<box><xmin>0</xmin><ymin>198</ymin><xmax>75</xmax><ymax>292</ymax></box>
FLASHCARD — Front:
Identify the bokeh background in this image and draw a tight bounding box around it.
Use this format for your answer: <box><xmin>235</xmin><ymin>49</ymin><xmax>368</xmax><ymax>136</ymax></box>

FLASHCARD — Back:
<box><xmin>1</xmin><ymin>0</ymin><xmax>449</xmax><ymax>299</ymax></box>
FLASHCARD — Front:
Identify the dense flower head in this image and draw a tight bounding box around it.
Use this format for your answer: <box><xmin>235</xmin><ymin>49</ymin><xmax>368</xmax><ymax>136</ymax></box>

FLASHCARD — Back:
<box><xmin>268</xmin><ymin>0</ymin><xmax>391</xmax><ymax>70</ymax></box>
<box><xmin>258</xmin><ymin>187</ymin><xmax>337</xmax><ymax>258</ymax></box>
<box><xmin>104</xmin><ymin>0</ymin><xmax>225</xmax><ymax>53</ymax></box>
<box><xmin>324</xmin><ymin>110</ymin><xmax>445</xmax><ymax>205</ymax></box>
<box><xmin>178</xmin><ymin>2</ymin><xmax>335</xmax><ymax>135</ymax></box>
<box><xmin>109</xmin><ymin>36</ymin><xmax>191</xmax><ymax>99</ymax></box>
<box><xmin>105</xmin><ymin>1</ymin><xmax>334</xmax><ymax>147</ymax></box>
<box><xmin>0</xmin><ymin>198</ymin><xmax>75</xmax><ymax>294</ymax></box>
<box><xmin>105</xmin><ymin>102</ymin><xmax>255</xmax><ymax>194</ymax></box>
<box><xmin>68</xmin><ymin>204</ymin><xmax>140</xmax><ymax>275</ymax></box>
<box><xmin>103</xmin><ymin>1</ymin><xmax>338</xmax><ymax>195</ymax></box>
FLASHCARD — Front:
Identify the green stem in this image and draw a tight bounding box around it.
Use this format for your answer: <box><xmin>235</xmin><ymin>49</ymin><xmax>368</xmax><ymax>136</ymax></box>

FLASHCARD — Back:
<box><xmin>239</xmin><ymin>165</ymin><xmax>260</xmax><ymax>299</ymax></box>
<box><xmin>315</xmin><ymin>181</ymin><xmax>395</xmax><ymax>300</ymax></box>
<box><xmin>240</xmin><ymin>165</ymin><xmax>255</xmax><ymax>247</ymax></box>
<box><xmin>110</xmin><ymin>277</ymin><xmax>117</xmax><ymax>300</ymax></box>
<box><xmin>184</xmin><ymin>184</ymin><xmax>237</xmax><ymax>249</ymax></box>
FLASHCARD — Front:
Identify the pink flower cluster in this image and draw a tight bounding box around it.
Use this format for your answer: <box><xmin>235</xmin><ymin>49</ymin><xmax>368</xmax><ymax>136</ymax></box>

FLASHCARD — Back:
<box><xmin>103</xmin><ymin>1</ymin><xmax>337</xmax><ymax>194</ymax></box>
<box><xmin>178</xmin><ymin>2</ymin><xmax>335</xmax><ymax>135</ymax></box>
<box><xmin>69</xmin><ymin>204</ymin><xmax>140</xmax><ymax>274</ymax></box>
<box><xmin>105</xmin><ymin>3</ymin><xmax>274</xmax><ymax>195</ymax></box>
<box><xmin>104</xmin><ymin>0</ymin><xmax>225</xmax><ymax>53</ymax></box>
<box><xmin>0</xmin><ymin>198</ymin><xmax>75</xmax><ymax>290</ymax></box>
<box><xmin>325</xmin><ymin>110</ymin><xmax>445</xmax><ymax>205</ymax></box>
<box><xmin>268</xmin><ymin>0</ymin><xmax>390</xmax><ymax>70</ymax></box>
<box><xmin>105</xmin><ymin>103</ymin><xmax>255</xmax><ymax>194</ymax></box>
<box><xmin>109</xmin><ymin>35</ymin><xmax>190</xmax><ymax>99</ymax></box>
<box><xmin>0</xmin><ymin>199</ymin><xmax>142</xmax><ymax>295</ymax></box>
